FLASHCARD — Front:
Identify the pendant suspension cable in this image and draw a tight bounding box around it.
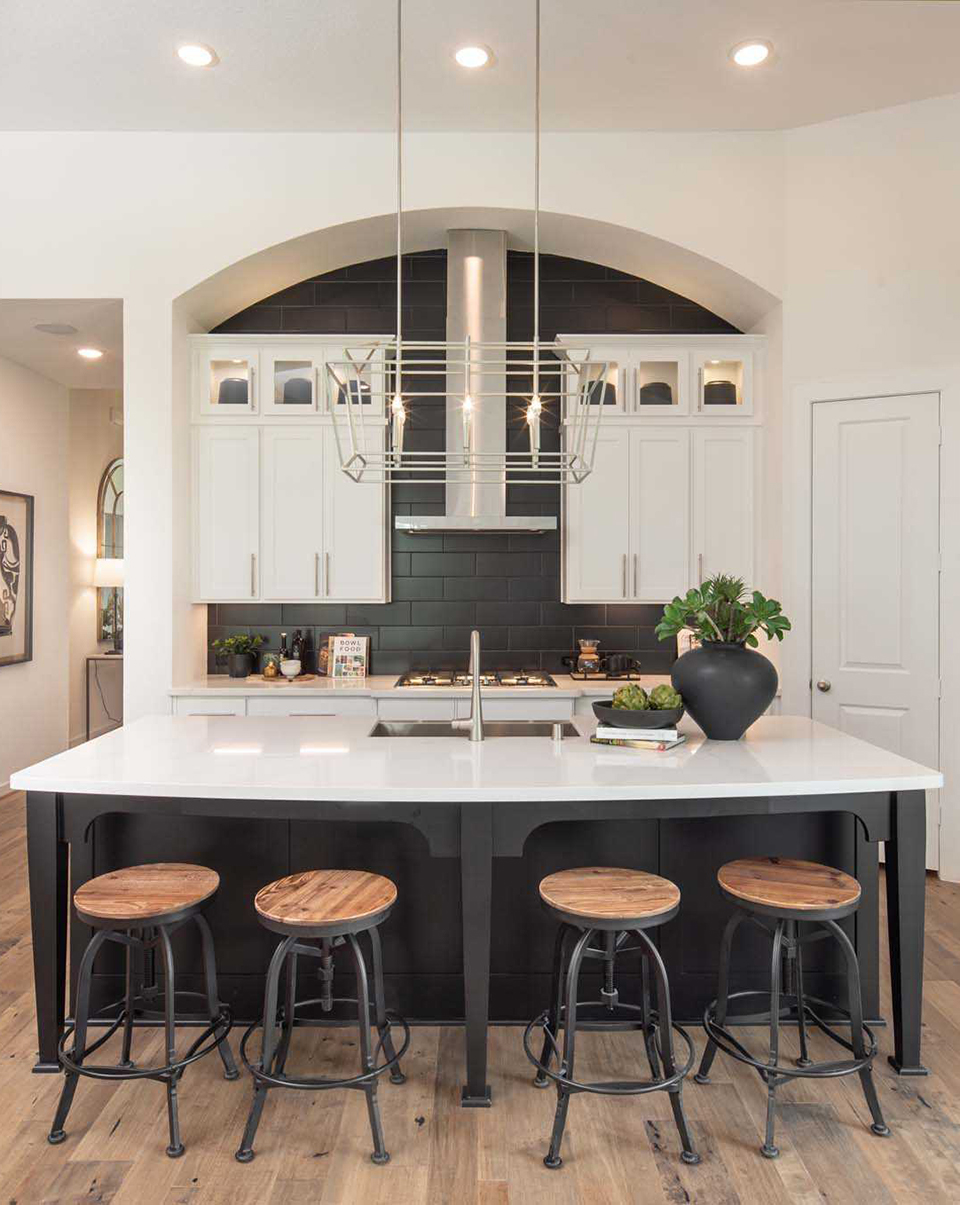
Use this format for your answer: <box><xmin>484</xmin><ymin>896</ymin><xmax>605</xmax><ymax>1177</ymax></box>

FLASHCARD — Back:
<box><xmin>395</xmin><ymin>0</ymin><xmax>403</xmax><ymax>400</ymax></box>
<box><xmin>533</xmin><ymin>0</ymin><xmax>541</xmax><ymax>401</ymax></box>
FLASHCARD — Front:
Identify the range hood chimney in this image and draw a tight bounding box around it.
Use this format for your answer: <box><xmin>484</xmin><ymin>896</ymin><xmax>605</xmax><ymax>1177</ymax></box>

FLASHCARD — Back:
<box><xmin>395</xmin><ymin>229</ymin><xmax>557</xmax><ymax>536</ymax></box>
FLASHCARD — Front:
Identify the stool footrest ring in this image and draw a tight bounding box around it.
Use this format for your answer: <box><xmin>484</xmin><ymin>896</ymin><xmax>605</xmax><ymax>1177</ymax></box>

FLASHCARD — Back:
<box><xmin>238</xmin><ymin>998</ymin><xmax>410</xmax><ymax>1091</ymax></box>
<box><xmin>523</xmin><ymin>1000</ymin><xmax>695</xmax><ymax>1096</ymax></box>
<box><xmin>702</xmin><ymin>990</ymin><xmax>878</xmax><ymax>1081</ymax></box>
<box><xmin>58</xmin><ymin>997</ymin><xmax>232</xmax><ymax>1083</ymax></box>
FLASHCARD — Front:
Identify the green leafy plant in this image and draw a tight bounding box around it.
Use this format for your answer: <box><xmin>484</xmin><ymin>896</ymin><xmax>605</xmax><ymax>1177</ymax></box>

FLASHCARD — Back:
<box><xmin>655</xmin><ymin>574</ymin><xmax>791</xmax><ymax>649</ymax></box>
<box><xmin>211</xmin><ymin>633</ymin><xmax>264</xmax><ymax>658</ymax></box>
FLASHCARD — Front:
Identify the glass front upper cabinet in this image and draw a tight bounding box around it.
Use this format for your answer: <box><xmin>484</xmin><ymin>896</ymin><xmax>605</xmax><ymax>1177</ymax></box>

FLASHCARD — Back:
<box><xmin>197</xmin><ymin>344</ymin><xmax>259</xmax><ymax>415</ymax></box>
<box><xmin>694</xmin><ymin>350</ymin><xmax>754</xmax><ymax>415</ymax></box>
<box><xmin>559</xmin><ymin>342</ymin><xmax>628</xmax><ymax>415</ymax></box>
<box><xmin>260</xmin><ymin>346</ymin><xmax>320</xmax><ymax>414</ymax></box>
<box><xmin>634</xmin><ymin>351</ymin><xmax>691</xmax><ymax>415</ymax></box>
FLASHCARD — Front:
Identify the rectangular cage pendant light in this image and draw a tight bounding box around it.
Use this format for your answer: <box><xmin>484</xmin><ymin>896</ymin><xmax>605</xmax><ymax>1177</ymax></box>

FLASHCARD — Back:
<box><xmin>329</xmin><ymin>0</ymin><xmax>606</xmax><ymax>489</ymax></box>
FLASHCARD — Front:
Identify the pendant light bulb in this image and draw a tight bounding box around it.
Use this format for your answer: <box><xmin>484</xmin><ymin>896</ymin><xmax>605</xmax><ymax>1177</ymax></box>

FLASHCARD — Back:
<box><xmin>391</xmin><ymin>394</ymin><xmax>405</xmax><ymax>415</ymax></box>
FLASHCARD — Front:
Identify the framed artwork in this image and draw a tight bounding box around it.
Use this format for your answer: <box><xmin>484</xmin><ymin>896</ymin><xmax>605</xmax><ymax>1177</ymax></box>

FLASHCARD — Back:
<box><xmin>0</xmin><ymin>489</ymin><xmax>34</xmax><ymax>668</ymax></box>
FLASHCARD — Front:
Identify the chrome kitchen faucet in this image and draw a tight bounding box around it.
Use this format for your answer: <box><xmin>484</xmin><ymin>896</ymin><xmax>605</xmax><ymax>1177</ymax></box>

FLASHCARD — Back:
<box><xmin>453</xmin><ymin>630</ymin><xmax>485</xmax><ymax>742</ymax></box>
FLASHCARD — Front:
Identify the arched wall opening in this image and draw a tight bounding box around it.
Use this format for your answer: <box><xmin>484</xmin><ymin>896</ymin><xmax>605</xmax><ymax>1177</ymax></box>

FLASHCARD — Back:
<box><xmin>175</xmin><ymin>207</ymin><xmax>780</xmax><ymax>335</ymax></box>
<box><xmin>165</xmin><ymin>208</ymin><xmax>783</xmax><ymax>697</ymax></box>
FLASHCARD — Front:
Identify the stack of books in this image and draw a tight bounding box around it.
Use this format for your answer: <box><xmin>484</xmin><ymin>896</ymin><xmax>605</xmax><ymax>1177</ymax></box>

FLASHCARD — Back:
<box><xmin>591</xmin><ymin>724</ymin><xmax>686</xmax><ymax>751</ymax></box>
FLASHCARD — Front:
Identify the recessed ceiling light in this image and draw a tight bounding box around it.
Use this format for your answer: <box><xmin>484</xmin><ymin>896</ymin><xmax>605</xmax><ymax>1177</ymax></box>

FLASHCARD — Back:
<box><xmin>730</xmin><ymin>40</ymin><xmax>772</xmax><ymax>68</ymax></box>
<box><xmin>34</xmin><ymin>323</ymin><xmax>78</xmax><ymax>335</ymax></box>
<box><xmin>177</xmin><ymin>43</ymin><xmax>219</xmax><ymax>68</ymax></box>
<box><xmin>77</xmin><ymin>347</ymin><xmax>104</xmax><ymax>360</ymax></box>
<box><xmin>455</xmin><ymin>45</ymin><xmax>491</xmax><ymax>69</ymax></box>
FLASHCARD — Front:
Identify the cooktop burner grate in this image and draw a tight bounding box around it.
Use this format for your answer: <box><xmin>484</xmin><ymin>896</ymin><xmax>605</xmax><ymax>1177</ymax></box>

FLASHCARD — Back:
<box><xmin>396</xmin><ymin>670</ymin><xmax>557</xmax><ymax>688</ymax></box>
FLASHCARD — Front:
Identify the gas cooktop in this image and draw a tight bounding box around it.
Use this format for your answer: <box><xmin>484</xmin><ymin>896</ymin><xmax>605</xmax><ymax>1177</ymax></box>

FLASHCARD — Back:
<box><xmin>396</xmin><ymin>670</ymin><xmax>557</xmax><ymax>688</ymax></box>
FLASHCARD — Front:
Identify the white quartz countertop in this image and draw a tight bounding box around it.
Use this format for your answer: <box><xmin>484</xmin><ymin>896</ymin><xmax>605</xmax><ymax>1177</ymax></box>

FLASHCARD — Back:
<box><xmin>168</xmin><ymin>674</ymin><xmax>671</xmax><ymax>698</ymax></box>
<box><xmin>11</xmin><ymin>714</ymin><xmax>942</xmax><ymax>803</ymax></box>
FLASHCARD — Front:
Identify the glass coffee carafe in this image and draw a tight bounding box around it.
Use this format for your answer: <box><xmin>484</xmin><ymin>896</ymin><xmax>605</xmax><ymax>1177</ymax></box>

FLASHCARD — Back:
<box><xmin>576</xmin><ymin>638</ymin><xmax>601</xmax><ymax>675</ymax></box>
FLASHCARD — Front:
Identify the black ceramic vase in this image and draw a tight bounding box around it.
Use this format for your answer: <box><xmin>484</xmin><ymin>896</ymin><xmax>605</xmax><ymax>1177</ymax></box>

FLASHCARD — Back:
<box><xmin>671</xmin><ymin>641</ymin><xmax>777</xmax><ymax>740</ymax></box>
<box><xmin>227</xmin><ymin>652</ymin><xmax>254</xmax><ymax>679</ymax></box>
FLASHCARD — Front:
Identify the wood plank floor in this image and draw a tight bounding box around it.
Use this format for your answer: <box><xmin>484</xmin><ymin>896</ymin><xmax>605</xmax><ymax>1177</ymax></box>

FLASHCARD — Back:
<box><xmin>1</xmin><ymin>790</ymin><xmax>958</xmax><ymax>1203</ymax></box>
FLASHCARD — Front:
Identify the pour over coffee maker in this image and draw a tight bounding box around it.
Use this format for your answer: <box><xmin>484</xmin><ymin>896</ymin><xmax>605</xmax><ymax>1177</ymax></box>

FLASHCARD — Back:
<box><xmin>576</xmin><ymin>638</ymin><xmax>601</xmax><ymax>675</ymax></box>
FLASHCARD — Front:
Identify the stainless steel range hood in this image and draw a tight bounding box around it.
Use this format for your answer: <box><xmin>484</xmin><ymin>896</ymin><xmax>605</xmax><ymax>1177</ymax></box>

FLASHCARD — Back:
<box><xmin>396</xmin><ymin>228</ymin><xmax>557</xmax><ymax>536</ymax></box>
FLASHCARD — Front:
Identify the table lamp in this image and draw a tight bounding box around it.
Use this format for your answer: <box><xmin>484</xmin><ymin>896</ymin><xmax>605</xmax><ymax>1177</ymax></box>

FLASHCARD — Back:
<box><xmin>94</xmin><ymin>557</ymin><xmax>124</xmax><ymax>654</ymax></box>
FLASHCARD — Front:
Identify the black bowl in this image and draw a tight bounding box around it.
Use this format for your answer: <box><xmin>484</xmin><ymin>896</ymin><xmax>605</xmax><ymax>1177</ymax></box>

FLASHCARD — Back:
<box><xmin>592</xmin><ymin>701</ymin><xmax>685</xmax><ymax>729</ymax></box>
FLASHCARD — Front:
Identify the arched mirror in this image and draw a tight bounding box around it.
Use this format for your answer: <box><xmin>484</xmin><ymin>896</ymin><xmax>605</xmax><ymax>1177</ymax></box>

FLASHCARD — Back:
<box><xmin>96</xmin><ymin>458</ymin><xmax>123</xmax><ymax>643</ymax></box>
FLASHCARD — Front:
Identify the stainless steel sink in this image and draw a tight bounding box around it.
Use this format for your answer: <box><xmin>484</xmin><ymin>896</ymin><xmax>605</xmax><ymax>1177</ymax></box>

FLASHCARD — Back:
<box><xmin>370</xmin><ymin>720</ymin><xmax>579</xmax><ymax>739</ymax></box>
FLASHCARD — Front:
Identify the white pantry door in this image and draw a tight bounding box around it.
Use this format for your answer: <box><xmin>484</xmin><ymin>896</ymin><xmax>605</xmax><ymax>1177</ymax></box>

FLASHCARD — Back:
<box><xmin>812</xmin><ymin>393</ymin><xmax>940</xmax><ymax>868</ymax></box>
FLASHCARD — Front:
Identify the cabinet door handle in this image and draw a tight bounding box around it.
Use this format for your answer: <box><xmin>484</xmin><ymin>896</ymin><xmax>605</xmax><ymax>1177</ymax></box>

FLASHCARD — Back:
<box><xmin>250</xmin><ymin>552</ymin><xmax>257</xmax><ymax>597</ymax></box>
<box><xmin>249</xmin><ymin>366</ymin><xmax>256</xmax><ymax>411</ymax></box>
<box><xmin>633</xmin><ymin>553</ymin><xmax>638</xmax><ymax>596</ymax></box>
<box><xmin>697</xmin><ymin>552</ymin><xmax>703</xmax><ymax>584</ymax></box>
<box><xmin>697</xmin><ymin>366</ymin><xmax>703</xmax><ymax>412</ymax></box>
<box><xmin>315</xmin><ymin>552</ymin><xmax>320</xmax><ymax>596</ymax></box>
<box><xmin>325</xmin><ymin>551</ymin><xmax>331</xmax><ymax>597</ymax></box>
<box><xmin>622</xmin><ymin>553</ymin><xmax>627</xmax><ymax>598</ymax></box>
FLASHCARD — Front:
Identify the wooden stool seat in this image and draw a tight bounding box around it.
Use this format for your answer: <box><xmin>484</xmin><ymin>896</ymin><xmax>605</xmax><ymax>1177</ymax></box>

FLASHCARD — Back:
<box><xmin>718</xmin><ymin>857</ymin><xmax>860</xmax><ymax>915</ymax></box>
<box><xmin>74</xmin><ymin>863</ymin><xmax>219</xmax><ymax>925</ymax></box>
<box><xmin>255</xmin><ymin>869</ymin><xmax>397</xmax><ymax>934</ymax></box>
<box><xmin>539</xmin><ymin>867</ymin><xmax>680</xmax><ymax>928</ymax></box>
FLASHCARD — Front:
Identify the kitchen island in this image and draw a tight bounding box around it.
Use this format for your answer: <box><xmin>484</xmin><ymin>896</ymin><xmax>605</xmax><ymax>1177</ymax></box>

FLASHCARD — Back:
<box><xmin>13</xmin><ymin>713</ymin><xmax>940</xmax><ymax>1107</ymax></box>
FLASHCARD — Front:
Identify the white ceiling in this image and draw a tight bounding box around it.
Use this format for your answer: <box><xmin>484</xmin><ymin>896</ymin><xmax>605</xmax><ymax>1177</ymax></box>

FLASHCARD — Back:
<box><xmin>2</xmin><ymin>0</ymin><xmax>960</xmax><ymax>132</ymax></box>
<box><xmin>0</xmin><ymin>300</ymin><xmax>123</xmax><ymax>388</ymax></box>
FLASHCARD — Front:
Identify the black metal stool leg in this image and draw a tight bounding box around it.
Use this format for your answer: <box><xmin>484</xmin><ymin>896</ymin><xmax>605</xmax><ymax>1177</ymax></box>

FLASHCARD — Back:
<box><xmin>273</xmin><ymin>946</ymin><xmax>298</xmax><ymax>1078</ymax></box>
<box><xmin>534</xmin><ymin>922</ymin><xmax>571</xmax><ymax>1088</ymax></box>
<box><xmin>118</xmin><ymin>932</ymin><xmax>138</xmax><ymax>1069</ymax></box>
<box><xmin>368</xmin><ymin>925</ymin><xmax>405</xmax><ymax>1084</ymax></box>
<box><xmin>195</xmin><ymin>913</ymin><xmax>239</xmax><ymax>1081</ymax></box>
<box><xmin>638</xmin><ymin>948</ymin><xmax>661</xmax><ymax>1081</ymax></box>
<box><xmin>793</xmin><ymin>923</ymin><xmax>812</xmax><ymax>1068</ymax></box>
<box><xmin>761</xmin><ymin>920</ymin><xmax>786</xmax><ymax>1159</ymax></box>
<box><xmin>157</xmin><ymin>925</ymin><xmax>185</xmax><ymax>1158</ymax></box>
<box><xmin>347</xmin><ymin>933</ymin><xmax>390</xmax><ymax>1164</ymax></box>
<box><xmin>826</xmin><ymin>920</ymin><xmax>890</xmax><ymax>1138</ymax></box>
<box><xmin>236</xmin><ymin>935</ymin><xmax>295</xmax><ymax>1163</ymax></box>
<box><xmin>637</xmin><ymin>929</ymin><xmax>700</xmax><ymax>1165</ymax></box>
<box><xmin>544</xmin><ymin>927</ymin><xmax>592</xmax><ymax>1170</ymax></box>
<box><xmin>48</xmin><ymin>928</ymin><xmax>111</xmax><ymax>1144</ymax></box>
<box><xmin>696</xmin><ymin>910</ymin><xmax>743</xmax><ymax>1084</ymax></box>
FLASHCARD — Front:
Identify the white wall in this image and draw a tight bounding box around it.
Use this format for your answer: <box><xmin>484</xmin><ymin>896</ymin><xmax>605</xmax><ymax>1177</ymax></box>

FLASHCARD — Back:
<box><xmin>67</xmin><ymin>389</ymin><xmax>123</xmax><ymax>744</ymax></box>
<box><xmin>0</xmin><ymin>355</ymin><xmax>69</xmax><ymax>791</ymax></box>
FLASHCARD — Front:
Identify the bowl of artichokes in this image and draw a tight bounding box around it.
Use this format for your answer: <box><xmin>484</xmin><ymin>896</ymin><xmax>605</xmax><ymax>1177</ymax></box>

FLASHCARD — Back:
<box><xmin>592</xmin><ymin>683</ymin><xmax>684</xmax><ymax>729</ymax></box>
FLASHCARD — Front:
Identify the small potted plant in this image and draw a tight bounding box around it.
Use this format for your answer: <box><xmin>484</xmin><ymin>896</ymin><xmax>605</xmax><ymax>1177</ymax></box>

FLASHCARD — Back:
<box><xmin>655</xmin><ymin>574</ymin><xmax>790</xmax><ymax>740</ymax></box>
<box><xmin>211</xmin><ymin>633</ymin><xmax>264</xmax><ymax>679</ymax></box>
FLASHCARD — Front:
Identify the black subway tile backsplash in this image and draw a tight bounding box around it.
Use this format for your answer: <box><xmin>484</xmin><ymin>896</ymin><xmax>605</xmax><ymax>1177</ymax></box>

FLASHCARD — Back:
<box><xmin>206</xmin><ymin>248</ymin><xmax>734</xmax><ymax>673</ymax></box>
<box><xmin>411</xmin><ymin>600</ymin><xmax>476</xmax><ymax>626</ymax></box>
<box><xmin>444</xmin><ymin>576</ymin><xmax>510</xmax><ymax>601</ymax></box>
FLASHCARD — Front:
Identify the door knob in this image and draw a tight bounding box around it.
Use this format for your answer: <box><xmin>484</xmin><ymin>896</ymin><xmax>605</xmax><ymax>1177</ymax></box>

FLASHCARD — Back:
<box><xmin>816</xmin><ymin>679</ymin><xmax>831</xmax><ymax>692</ymax></box>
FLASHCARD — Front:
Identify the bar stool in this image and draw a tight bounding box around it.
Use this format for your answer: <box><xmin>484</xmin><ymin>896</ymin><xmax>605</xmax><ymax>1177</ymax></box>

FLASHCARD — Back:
<box><xmin>235</xmin><ymin>869</ymin><xmax>410</xmax><ymax>1165</ymax></box>
<box><xmin>695</xmin><ymin>856</ymin><xmax>889</xmax><ymax>1158</ymax></box>
<box><xmin>523</xmin><ymin>866</ymin><xmax>700</xmax><ymax>1169</ymax></box>
<box><xmin>48</xmin><ymin>863</ymin><xmax>237</xmax><ymax>1157</ymax></box>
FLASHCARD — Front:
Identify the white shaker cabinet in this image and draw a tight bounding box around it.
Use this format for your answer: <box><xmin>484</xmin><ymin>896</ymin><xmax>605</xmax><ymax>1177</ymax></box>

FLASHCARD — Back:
<box><xmin>692</xmin><ymin>427</ymin><xmax>755</xmax><ymax>587</ymax></box>
<box><xmin>563</xmin><ymin>431</ymin><xmax>632</xmax><ymax>601</ymax></box>
<box><xmin>193</xmin><ymin>425</ymin><xmax>389</xmax><ymax>603</ymax></box>
<box><xmin>563</xmin><ymin>427</ymin><xmax>691</xmax><ymax>603</ymax></box>
<box><xmin>629</xmin><ymin>427</ymin><xmax>691</xmax><ymax>601</ymax></box>
<box><xmin>195</xmin><ymin>426</ymin><xmax>260</xmax><ymax>600</ymax></box>
<box><xmin>322</xmin><ymin>428</ymin><xmax>388</xmax><ymax>601</ymax></box>
<box><xmin>261</xmin><ymin>426</ymin><xmax>325</xmax><ymax>600</ymax></box>
<box><xmin>563</xmin><ymin>424</ymin><xmax>755</xmax><ymax>604</ymax></box>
